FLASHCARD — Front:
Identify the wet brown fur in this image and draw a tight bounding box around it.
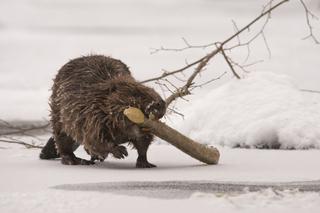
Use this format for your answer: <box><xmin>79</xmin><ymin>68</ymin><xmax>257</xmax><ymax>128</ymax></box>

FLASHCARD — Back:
<box><xmin>40</xmin><ymin>55</ymin><xmax>166</xmax><ymax>168</ymax></box>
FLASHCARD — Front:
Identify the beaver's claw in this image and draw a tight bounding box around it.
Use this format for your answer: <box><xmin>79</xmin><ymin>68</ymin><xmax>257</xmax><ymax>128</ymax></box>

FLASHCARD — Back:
<box><xmin>111</xmin><ymin>145</ymin><xmax>128</xmax><ymax>159</ymax></box>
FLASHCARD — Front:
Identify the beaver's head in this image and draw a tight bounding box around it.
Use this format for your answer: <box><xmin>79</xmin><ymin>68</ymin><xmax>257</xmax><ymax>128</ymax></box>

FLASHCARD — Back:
<box><xmin>127</xmin><ymin>83</ymin><xmax>166</xmax><ymax>120</ymax></box>
<box><xmin>106</xmin><ymin>77</ymin><xmax>167</xmax><ymax>120</ymax></box>
<box><xmin>144</xmin><ymin>99</ymin><xmax>166</xmax><ymax>120</ymax></box>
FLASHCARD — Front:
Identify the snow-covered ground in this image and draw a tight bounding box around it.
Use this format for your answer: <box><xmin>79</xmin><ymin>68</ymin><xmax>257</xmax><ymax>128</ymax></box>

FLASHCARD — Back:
<box><xmin>1</xmin><ymin>141</ymin><xmax>320</xmax><ymax>213</ymax></box>
<box><xmin>1</xmin><ymin>0</ymin><xmax>320</xmax><ymax>212</ymax></box>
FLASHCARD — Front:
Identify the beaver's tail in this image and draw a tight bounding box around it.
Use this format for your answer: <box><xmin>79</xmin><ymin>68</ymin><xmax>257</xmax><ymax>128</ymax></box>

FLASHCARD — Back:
<box><xmin>39</xmin><ymin>137</ymin><xmax>60</xmax><ymax>159</ymax></box>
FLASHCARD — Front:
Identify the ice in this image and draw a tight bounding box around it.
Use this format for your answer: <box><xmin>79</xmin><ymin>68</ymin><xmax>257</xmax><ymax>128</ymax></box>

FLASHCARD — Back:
<box><xmin>1</xmin><ymin>144</ymin><xmax>320</xmax><ymax>213</ymax></box>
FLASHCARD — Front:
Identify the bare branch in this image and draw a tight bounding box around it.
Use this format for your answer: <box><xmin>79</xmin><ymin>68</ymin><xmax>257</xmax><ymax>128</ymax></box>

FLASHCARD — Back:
<box><xmin>225</xmin><ymin>8</ymin><xmax>273</xmax><ymax>57</ymax></box>
<box><xmin>155</xmin><ymin>80</ymin><xmax>167</xmax><ymax>99</ymax></box>
<box><xmin>261</xmin><ymin>31</ymin><xmax>272</xmax><ymax>58</ymax></box>
<box><xmin>142</xmin><ymin>0</ymin><xmax>289</xmax><ymax>85</ymax></box>
<box><xmin>165</xmin><ymin>47</ymin><xmax>222</xmax><ymax>105</ymax></box>
<box><xmin>193</xmin><ymin>71</ymin><xmax>227</xmax><ymax>88</ymax></box>
<box><xmin>0</xmin><ymin>120</ymin><xmax>49</xmax><ymax>149</ymax></box>
<box><xmin>0</xmin><ymin>139</ymin><xmax>43</xmax><ymax>149</ymax></box>
<box><xmin>299</xmin><ymin>0</ymin><xmax>320</xmax><ymax>44</ymax></box>
<box><xmin>167</xmin><ymin>107</ymin><xmax>185</xmax><ymax>119</ymax></box>
<box><xmin>140</xmin><ymin>55</ymin><xmax>208</xmax><ymax>83</ymax></box>
<box><xmin>231</xmin><ymin>20</ymin><xmax>241</xmax><ymax>45</ymax></box>
<box><xmin>150</xmin><ymin>37</ymin><xmax>216</xmax><ymax>54</ymax></box>
<box><xmin>0</xmin><ymin>123</ymin><xmax>50</xmax><ymax>137</ymax></box>
<box><xmin>155</xmin><ymin>80</ymin><xmax>175</xmax><ymax>94</ymax></box>
<box><xmin>220</xmin><ymin>48</ymin><xmax>241</xmax><ymax>79</ymax></box>
<box><xmin>143</xmin><ymin>0</ymin><xmax>318</xmax><ymax>109</ymax></box>
<box><xmin>222</xmin><ymin>0</ymin><xmax>289</xmax><ymax>45</ymax></box>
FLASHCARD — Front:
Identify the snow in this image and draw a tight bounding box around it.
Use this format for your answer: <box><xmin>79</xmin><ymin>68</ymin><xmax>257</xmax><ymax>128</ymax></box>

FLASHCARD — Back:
<box><xmin>0</xmin><ymin>143</ymin><xmax>320</xmax><ymax>212</ymax></box>
<box><xmin>1</xmin><ymin>0</ymin><xmax>320</xmax><ymax>212</ymax></box>
<box><xmin>0</xmin><ymin>0</ymin><xmax>320</xmax><ymax>120</ymax></box>
<box><xmin>172</xmin><ymin>72</ymin><xmax>320</xmax><ymax>149</ymax></box>
<box><xmin>1</xmin><ymin>189</ymin><xmax>320</xmax><ymax>213</ymax></box>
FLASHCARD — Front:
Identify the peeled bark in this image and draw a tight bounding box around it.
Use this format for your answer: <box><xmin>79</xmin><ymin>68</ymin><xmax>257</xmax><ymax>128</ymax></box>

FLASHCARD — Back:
<box><xmin>124</xmin><ymin>107</ymin><xmax>220</xmax><ymax>165</ymax></box>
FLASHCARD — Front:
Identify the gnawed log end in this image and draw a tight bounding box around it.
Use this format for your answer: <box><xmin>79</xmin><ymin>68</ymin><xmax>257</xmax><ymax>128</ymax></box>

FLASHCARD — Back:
<box><xmin>124</xmin><ymin>107</ymin><xmax>220</xmax><ymax>165</ymax></box>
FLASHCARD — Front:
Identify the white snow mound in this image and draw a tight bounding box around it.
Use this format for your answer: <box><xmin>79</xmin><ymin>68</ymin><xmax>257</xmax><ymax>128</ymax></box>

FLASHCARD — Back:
<box><xmin>172</xmin><ymin>72</ymin><xmax>320</xmax><ymax>149</ymax></box>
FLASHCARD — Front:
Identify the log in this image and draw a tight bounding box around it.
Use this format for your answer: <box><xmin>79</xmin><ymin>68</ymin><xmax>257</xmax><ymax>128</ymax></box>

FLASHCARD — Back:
<box><xmin>124</xmin><ymin>107</ymin><xmax>220</xmax><ymax>165</ymax></box>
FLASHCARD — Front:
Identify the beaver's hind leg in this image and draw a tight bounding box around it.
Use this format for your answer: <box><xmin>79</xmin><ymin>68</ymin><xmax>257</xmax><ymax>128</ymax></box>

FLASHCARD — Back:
<box><xmin>132</xmin><ymin>134</ymin><xmax>156</xmax><ymax>168</ymax></box>
<box><xmin>55</xmin><ymin>132</ymin><xmax>94</xmax><ymax>165</ymax></box>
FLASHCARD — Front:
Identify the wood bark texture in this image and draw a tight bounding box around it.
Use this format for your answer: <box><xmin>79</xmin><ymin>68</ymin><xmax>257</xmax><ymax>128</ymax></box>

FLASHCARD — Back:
<box><xmin>124</xmin><ymin>107</ymin><xmax>220</xmax><ymax>165</ymax></box>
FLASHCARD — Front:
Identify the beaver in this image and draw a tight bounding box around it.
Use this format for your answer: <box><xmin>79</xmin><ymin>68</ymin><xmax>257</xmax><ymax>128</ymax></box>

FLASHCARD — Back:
<box><xmin>39</xmin><ymin>55</ymin><xmax>166</xmax><ymax>168</ymax></box>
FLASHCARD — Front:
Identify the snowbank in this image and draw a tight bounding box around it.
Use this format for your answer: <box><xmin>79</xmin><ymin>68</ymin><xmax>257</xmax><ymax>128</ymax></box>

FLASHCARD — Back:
<box><xmin>172</xmin><ymin>72</ymin><xmax>320</xmax><ymax>149</ymax></box>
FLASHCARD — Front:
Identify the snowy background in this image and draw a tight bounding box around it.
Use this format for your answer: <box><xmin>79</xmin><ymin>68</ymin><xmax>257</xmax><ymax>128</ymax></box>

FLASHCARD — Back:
<box><xmin>1</xmin><ymin>0</ymin><xmax>320</xmax><ymax>212</ymax></box>
<box><xmin>0</xmin><ymin>0</ymin><xmax>319</xmax><ymax>121</ymax></box>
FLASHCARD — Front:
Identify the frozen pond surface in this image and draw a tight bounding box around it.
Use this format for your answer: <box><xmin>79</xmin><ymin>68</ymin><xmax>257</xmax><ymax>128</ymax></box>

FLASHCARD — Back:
<box><xmin>54</xmin><ymin>180</ymin><xmax>320</xmax><ymax>199</ymax></box>
<box><xmin>1</xmin><ymin>143</ymin><xmax>320</xmax><ymax>212</ymax></box>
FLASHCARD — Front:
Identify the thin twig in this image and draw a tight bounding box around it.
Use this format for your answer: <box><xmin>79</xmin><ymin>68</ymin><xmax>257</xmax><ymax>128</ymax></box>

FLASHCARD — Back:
<box><xmin>167</xmin><ymin>107</ymin><xmax>185</xmax><ymax>119</ymax></box>
<box><xmin>165</xmin><ymin>47</ymin><xmax>222</xmax><ymax>105</ymax></box>
<box><xmin>0</xmin><ymin>139</ymin><xmax>43</xmax><ymax>149</ymax></box>
<box><xmin>140</xmin><ymin>55</ymin><xmax>208</xmax><ymax>83</ymax></box>
<box><xmin>144</xmin><ymin>0</ymin><xmax>319</xmax><ymax>110</ymax></box>
<box><xmin>0</xmin><ymin>123</ymin><xmax>50</xmax><ymax>137</ymax></box>
<box><xmin>221</xmin><ymin>0</ymin><xmax>289</xmax><ymax>46</ymax></box>
<box><xmin>142</xmin><ymin>0</ymin><xmax>289</xmax><ymax>85</ymax></box>
<box><xmin>193</xmin><ymin>71</ymin><xmax>227</xmax><ymax>88</ymax></box>
<box><xmin>220</xmin><ymin>48</ymin><xmax>241</xmax><ymax>79</ymax></box>
<box><xmin>299</xmin><ymin>0</ymin><xmax>320</xmax><ymax>44</ymax></box>
<box><xmin>0</xmin><ymin>120</ymin><xmax>49</xmax><ymax>149</ymax></box>
<box><xmin>150</xmin><ymin>37</ymin><xmax>216</xmax><ymax>54</ymax></box>
<box><xmin>162</xmin><ymin>0</ymin><xmax>291</xmax><ymax>106</ymax></box>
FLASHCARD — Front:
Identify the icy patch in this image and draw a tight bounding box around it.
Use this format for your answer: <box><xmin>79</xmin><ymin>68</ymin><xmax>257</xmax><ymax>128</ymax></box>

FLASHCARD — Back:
<box><xmin>173</xmin><ymin>72</ymin><xmax>320</xmax><ymax>149</ymax></box>
<box><xmin>52</xmin><ymin>180</ymin><xmax>320</xmax><ymax>199</ymax></box>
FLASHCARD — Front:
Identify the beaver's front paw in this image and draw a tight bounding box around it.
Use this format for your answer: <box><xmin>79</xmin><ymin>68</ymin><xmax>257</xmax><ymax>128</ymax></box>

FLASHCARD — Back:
<box><xmin>111</xmin><ymin>145</ymin><xmax>128</xmax><ymax>159</ymax></box>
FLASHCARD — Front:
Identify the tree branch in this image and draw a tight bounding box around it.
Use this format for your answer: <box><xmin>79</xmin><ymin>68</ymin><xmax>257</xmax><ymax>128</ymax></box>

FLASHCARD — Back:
<box><xmin>0</xmin><ymin>139</ymin><xmax>43</xmax><ymax>149</ymax></box>
<box><xmin>158</xmin><ymin>0</ymin><xmax>292</xmax><ymax>106</ymax></box>
<box><xmin>0</xmin><ymin>120</ymin><xmax>49</xmax><ymax>149</ymax></box>
<box><xmin>299</xmin><ymin>0</ymin><xmax>320</xmax><ymax>44</ymax></box>
<box><xmin>220</xmin><ymin>47</ymin><xmax>241</xmax><ymax>79</ymax></box>
<box><xmin>142</xmin><ymin>0</ymin><xmax>290</xmax><ymax>99</ymax></box>
<box><xmin>140</xmin><ymin>55</ymin><xmax>209</xmax><ymax>83</ymax></box>
<box><xmin>165</xmin><ymin>46</ymin><xmax>222</xmax><ymax>106</ymax></box>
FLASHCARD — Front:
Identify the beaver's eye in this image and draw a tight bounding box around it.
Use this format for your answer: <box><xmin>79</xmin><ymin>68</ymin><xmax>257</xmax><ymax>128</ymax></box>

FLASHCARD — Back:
<box><xmin>159</xmin><ymin>100</ymin><xmax>166</xmax><ymax>107</ymax></box>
